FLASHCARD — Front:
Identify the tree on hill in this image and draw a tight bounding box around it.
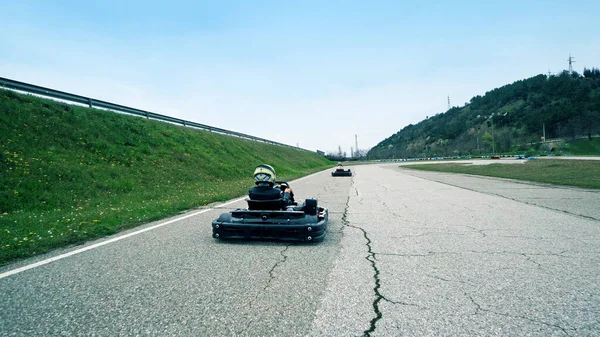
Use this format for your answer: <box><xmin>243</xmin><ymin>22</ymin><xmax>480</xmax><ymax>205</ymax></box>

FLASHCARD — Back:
<box><xmin>367</xmin><ymin>69</ymin><xmax>600</xmax><ymax>159</ymax></box>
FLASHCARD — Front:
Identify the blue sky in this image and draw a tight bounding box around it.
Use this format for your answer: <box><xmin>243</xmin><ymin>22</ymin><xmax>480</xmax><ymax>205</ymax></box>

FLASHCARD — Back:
<box><xmin>2</xmin><ymin>1</ymin><xmax>599</xmax><ymax>154</ymax></box>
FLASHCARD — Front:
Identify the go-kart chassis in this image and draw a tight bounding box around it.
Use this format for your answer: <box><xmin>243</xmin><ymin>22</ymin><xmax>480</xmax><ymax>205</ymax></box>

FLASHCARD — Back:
<box><xmin>212</xmin><ymin>207</ymin><xmax>328</xmax><ymax>242</ymax></box>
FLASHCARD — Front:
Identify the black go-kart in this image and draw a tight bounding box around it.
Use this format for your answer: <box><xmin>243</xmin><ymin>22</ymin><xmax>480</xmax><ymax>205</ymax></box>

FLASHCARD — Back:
<box><xmin>211</xmin><ymin>182</ymin><xmax>328</xmax><ymax>242</ymax></box>
<box><xmin>331</xmin><ymin>167</ymin><xmax>352</xmax><ymax>177</ymax></box>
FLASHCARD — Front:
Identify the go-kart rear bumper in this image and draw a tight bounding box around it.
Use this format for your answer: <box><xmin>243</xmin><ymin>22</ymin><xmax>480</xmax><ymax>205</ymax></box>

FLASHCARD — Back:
<box><xmin>212</xmin><ymin>210</ymin><xmax>328</xmax><ymax>242</ymax></box>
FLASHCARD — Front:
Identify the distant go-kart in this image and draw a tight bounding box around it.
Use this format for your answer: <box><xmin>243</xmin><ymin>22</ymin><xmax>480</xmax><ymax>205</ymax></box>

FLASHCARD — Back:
<box><xmin>331</xmin><ymin>167</ymin><xmax>352</xmax><ymax>177</ymax></box>
<box><xmin>211</xmin><ymin>182</ymin><xmax>328</xmax><ymax>242</ymax></box>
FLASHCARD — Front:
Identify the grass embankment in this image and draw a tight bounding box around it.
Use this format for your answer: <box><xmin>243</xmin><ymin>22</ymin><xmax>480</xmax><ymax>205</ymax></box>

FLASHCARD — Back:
<box><xmin>402</xmin><ymin>160</ymin><xmax>600</xmax><ymax>189</ymax></box>
<box><xmin>0</xmin><ymin>89</ymin><xmax>332</xmax><ymax>265</ymax></box>
<box><xmin>563</xmin><ymin>138</ymin><xmax>600</xmax><ymax>155</ymax></box>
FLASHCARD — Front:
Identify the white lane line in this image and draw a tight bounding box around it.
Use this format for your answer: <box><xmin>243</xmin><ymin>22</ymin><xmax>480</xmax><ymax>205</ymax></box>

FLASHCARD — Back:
<box><xmin>0</xmin><ymin>197</ymin><xmax>246</xmax><ymax>280</ymax></box>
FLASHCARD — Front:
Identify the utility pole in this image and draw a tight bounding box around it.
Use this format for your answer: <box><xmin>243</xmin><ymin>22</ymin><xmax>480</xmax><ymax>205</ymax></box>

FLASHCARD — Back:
<box><xmin>355</xmin><ymin>134</ymin><xmax>358</xmax><ymax>156</ymax></box>
<box><xmin>492</xmin><ymin>117</ymin><xmax>495</xmax><ymax>155</ymax></box>
<box><xmin>568</xmin><ymin>54</ymin><xmax>575</xmax><ymax>74</ymax></box>
<box><xmin>447</xmin><ymin>95</ymin><xmax>451</xmax><ymax>110</ymax></box>
<box><xmin>542</xmin><ymin>124</ymin><xmax>545</xmax><ymax>142</ymax></box>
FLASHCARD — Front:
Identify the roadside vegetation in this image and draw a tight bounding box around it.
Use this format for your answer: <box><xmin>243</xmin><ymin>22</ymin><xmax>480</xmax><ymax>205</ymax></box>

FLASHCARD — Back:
<box><xmin>562</xmin><ymin>138</ymin><xmax>600</xmax><ymax>155</ymax></box>
<box><xmin>0</xmin><ymin>89</ymin><xmax>332</xmax><ymax>265</ymax></box>
<box><xmin>402</xmin><ymin>159</ymin><xmax>600</xmax><ymax>189</ymax></box>
<box><xmin>369</xmin><ymin>69</ymin><xmax>600</xmax><ymax>159</ymax></box>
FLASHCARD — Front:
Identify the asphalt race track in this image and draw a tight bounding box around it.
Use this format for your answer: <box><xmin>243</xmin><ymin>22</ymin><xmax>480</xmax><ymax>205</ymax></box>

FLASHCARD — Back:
<box><xmin>1</xmin><ymin>163</ymin><xmax>599</xmax><ymax>336</ymax></box>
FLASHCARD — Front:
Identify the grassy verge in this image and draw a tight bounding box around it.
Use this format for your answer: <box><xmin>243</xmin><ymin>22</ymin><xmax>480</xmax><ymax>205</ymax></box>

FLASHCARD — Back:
<box><xmin>562</xmin><ymin>138</ymin><xmax>600</xmax><ymax>155</ymax></box>
<box><xmin>0</xmin><ymin>89</ymin><xmax>332</xmax><ymax>265</ymax></box>
<box><xmin>402</xmin><ymin>159</ymin><xmax>600</xmax><ymax>189</ymax></box>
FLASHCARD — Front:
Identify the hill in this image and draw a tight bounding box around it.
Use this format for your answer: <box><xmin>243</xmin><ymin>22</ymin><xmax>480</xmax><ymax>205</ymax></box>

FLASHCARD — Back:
<box><xmin>0</xmin><ymin>89</ymin><xmax>331</xmax><ymax>264</ymax></box>
<box><xmin>367</xmin><ymin>69</ymin><xmax>600</xmax><ymax>159</ymax></box>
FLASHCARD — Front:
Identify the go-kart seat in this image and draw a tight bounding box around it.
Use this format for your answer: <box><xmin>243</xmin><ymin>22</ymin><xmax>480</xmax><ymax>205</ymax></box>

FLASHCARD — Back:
<box><xmin>303</xmin><ymin>198</ymin><xmax>318</xmax><ymax>215</ymax></box>
<box><xmin>246</xmin><ymin>197</ymin><xmax>318</xmax><ymax>215</ymax></box>
<box><xmin>246</xmin><ymin>198</ymin><xmax>286</xmax><ymax>210</ymax></box>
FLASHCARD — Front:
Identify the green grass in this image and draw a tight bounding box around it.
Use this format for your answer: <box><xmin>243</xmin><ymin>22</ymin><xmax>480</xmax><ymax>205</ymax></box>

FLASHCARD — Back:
<box><xmin>402</xmin><ymin>159</ymin><xmax>600</xmax><ymax>189</ymax></box>
<box><xmin>0</xmin><ymin>89</ymin><xmax>332</xmax><ymax>265</ymax></box>
<box><xmin>562</xmin><ymin>138</ymin><xmax>600</xmax><ymax>155</ymax></box>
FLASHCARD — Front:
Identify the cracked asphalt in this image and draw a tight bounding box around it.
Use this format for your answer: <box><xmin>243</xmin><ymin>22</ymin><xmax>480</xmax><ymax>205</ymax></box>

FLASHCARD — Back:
<box><xmin>311</xmin><ymin>164</ymin><xmax>599</xmax><ymax>336</ymax></box>
<box><xmin>1</xmin><ymin>164</ymin><xmax>599</xmax><ymax>336</ymax></box>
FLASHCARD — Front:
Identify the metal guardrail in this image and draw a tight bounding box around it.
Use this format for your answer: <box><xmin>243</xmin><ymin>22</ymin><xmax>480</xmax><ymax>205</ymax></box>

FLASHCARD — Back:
<box><xmin>0</xmin><ymin>76</ymin><xmax>310</xmax><ymax>152</ymax></box>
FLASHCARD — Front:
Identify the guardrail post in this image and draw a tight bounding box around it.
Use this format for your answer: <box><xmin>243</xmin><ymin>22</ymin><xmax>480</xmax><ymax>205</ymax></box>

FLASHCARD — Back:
<box><xmin>88</xmin><ymin>98</ymin><xmax>93</xmax><ymax>108</ymax></box>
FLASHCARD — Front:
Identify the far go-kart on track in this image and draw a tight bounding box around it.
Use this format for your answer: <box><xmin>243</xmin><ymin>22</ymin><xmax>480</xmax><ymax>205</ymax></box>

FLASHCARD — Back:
<box><xmin>331</xmin><ymin>167</ymin><xmax>353</xmax><ymax>177</ymax></box>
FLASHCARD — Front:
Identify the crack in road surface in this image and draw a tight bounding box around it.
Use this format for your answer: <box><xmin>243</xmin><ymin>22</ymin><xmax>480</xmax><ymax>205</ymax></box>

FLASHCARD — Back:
<box><xmin>342</xmin><ymin>184</ymin><xmax>384</xmax><ymax>337</ymax></box>
<box><xmin>360</xmin><ymin>229</ymin><xmax>383</xmax><ymax>337</ymax></box>
<box><xmin>238</xmin><ymin>244</ymin><xmax>291</xmax><ymax>335</ymax></box>
<box><xmin>375</xmin><ymin>195</ymin><xmax>407</xmax><ymax>220</ymax></box>
<box><xmin>373</xmin><ymin>251</ymin><xmax>457</xmax><ymax>257</ymax></box>
<box><xmin>465</xmin><ymin>225</ymin><xmax>487</xmax><ymax>237</ymax></box>
<box><xmin>425</xmin><ymin>273</ymin><xmax>473</xmax><ymax>286</ymax></box>
<box><xmin>466</xmin><ymin>294</ymin><xmax>575</xmax><ymax>336</ymax></box>
<box><xmin>264</xmin><ymin>245</ymin><xmax>290</xmax><ymax>291</ymax></box>
<box><xmin>374</xmin><ymin>249</ymin><xmax>572</xmax><ymax>260</ymax></box>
